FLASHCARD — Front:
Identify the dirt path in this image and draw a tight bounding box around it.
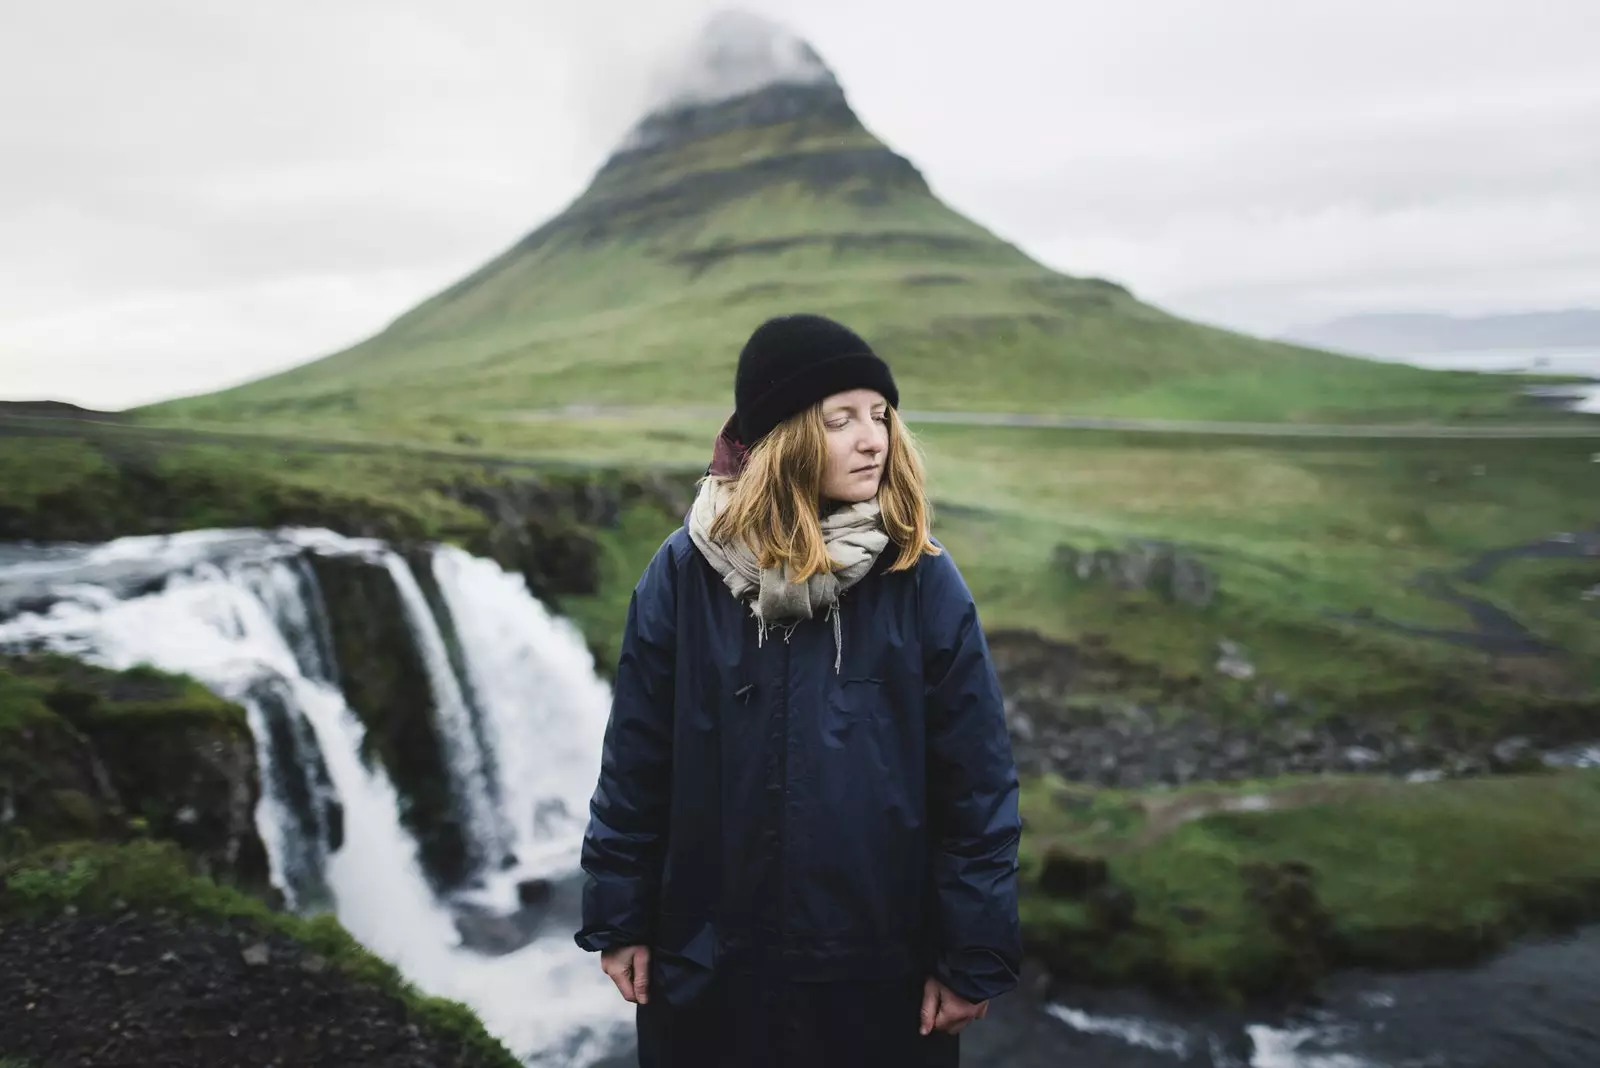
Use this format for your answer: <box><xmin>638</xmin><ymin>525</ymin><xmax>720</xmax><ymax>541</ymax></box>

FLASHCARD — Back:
<box><xmin>1128</xmin><ymin>779</ymin><xmax>1397</xmax><ymax>849</ymax></box>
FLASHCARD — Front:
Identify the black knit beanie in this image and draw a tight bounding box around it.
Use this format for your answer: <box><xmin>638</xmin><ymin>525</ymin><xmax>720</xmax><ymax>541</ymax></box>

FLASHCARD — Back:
<box><xmin>733</xmin><ymin>313</ymin><xmax>899</xmax><ymax>446</ymax></box>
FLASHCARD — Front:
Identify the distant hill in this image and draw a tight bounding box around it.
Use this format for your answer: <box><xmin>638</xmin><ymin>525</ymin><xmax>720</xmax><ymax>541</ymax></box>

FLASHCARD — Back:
<box><xmin>1285</xmin><ymin>309</ymin><xmax>1600</xmax><ymax>357</ymax></box>
<box><xmin>0</xmin><ymin>399</ymin><xmax>123</xmax><ymax>421</ymax></box>
<box><xmin>150</xmin><ymin>11</ymin><xmax>1529</xmax><ymax>431</ymax></box>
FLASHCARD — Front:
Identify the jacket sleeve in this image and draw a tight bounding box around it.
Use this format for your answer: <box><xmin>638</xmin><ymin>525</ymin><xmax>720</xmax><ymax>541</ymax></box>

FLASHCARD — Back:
<box><xmin>919</xmin><ymin>547</ymin><xmax>1023</xmax><ymax>1003</ymax></box>
<box><xmin>574</xmin><ymin>537</ymin><xmax>678</xmax><ymax>953</ymax></box>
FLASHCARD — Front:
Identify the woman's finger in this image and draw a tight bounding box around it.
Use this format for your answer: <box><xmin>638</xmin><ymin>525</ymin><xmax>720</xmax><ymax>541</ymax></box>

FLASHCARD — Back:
<box><xmin>603</xmin><ymin>957</ymin><xmax>637</xmax><ymax>1003</ymax></box>
<box><xmin>632</xmin><ymin>947</ymin><xmax>651</xmax><ymax>1005</ymax></box>
<box><xmin>919</xmin><ymin>980</ymin><xmax>940</xmax><ymax>1036</ymax></box>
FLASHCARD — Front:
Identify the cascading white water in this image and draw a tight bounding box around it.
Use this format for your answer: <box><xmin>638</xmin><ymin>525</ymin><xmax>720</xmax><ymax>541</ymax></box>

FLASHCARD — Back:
<box><xmin>430</xmin><ymin>545</ymin><xmax>611</xmax><ymax>899</ymax></box>
<box><xmin>0</xmin><ymin>528</ymin><xmax>633</xmax><ymax>1066</ymax></box>
<box><xmin>384</xmin><ymin>551</ymin><xmax>507</xmax><ymax>873</ymax></box>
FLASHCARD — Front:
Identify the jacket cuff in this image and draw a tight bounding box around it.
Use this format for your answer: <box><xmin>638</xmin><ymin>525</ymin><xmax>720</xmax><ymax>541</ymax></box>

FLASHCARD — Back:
<box><xmin>934</xmin><ymin>947</ymin><xmax>1020</xmax><ymax>1003</ymax></box>
<box><xmin>574</xmin><ymin>926</ymin><xmax>648</xmax><ymax>954</ymax></box>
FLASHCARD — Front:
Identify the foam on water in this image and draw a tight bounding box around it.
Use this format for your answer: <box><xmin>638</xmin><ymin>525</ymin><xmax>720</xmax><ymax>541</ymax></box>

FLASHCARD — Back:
<box><xmin>1247</xmin><ymin>1025</ymin><xmax>1378</xmax><ymax>1068</ymax></box>
<box><xmin>1046</xmin><ymin>1004</ymin><xmax>1192</xmax><ymax>1057</ymax></box>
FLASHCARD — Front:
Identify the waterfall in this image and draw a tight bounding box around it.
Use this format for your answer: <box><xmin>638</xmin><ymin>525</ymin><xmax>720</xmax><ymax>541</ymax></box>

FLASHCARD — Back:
<box><xmin>384</xmin><ymin>551</ymin><xmax>508</xmax><ymax>875</ymax></box>
<box><xmin>430</xmin><ymin>545</ymin><xmax>610</xmax><ymax>898</ymax></box>
<box><xmin>0</xmin><ymin>528</ymin><xmax>633</xmax><ymax>1066</ymax></box>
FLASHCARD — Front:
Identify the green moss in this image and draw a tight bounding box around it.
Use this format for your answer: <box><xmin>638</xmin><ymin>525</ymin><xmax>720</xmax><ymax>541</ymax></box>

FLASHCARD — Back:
<box><xmin>1017</xmin><ymin>770</ymin><xmax>1600</xmax><ymax>1004</ymax></box>
<box><xmin>6</xmin><ymin>654</ymin><xmax>245</xmax><ymax>731</ymax></box>
<box><xmin>0</xmin><ymin>656</ymin><xmax>270</xmax><ymax>890</ymax></box>
<box><xmin>0</xmin><ymin>668</ymin><xmax>59</xmax><ymax>739</ymax></box>
<box><xmin>0</xmin><ymin>841</ymin><xmax>520</xmax><ymax>1067</ymax></box>
<box><xmin>305</xmin><ymin>553</ymin><xmax>470</xmax><ymax>888</ymax></box>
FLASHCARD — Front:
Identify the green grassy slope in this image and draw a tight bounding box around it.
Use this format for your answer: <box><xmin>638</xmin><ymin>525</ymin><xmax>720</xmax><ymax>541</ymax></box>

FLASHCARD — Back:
<box><xmin>144</xmin><ymin>80</ymin><xmax>1539</xmax><ymax>434</ymax></box>
<box><xmin>1018</xmin><ymin>770</ymin><xmax>1600</xmax><ymax>1002</ymax></box>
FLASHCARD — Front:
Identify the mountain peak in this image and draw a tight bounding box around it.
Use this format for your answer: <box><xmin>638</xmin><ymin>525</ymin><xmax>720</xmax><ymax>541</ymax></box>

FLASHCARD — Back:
<box><xmin>618</xmin><ymin>11</ymin><xmax>845</xmax><ymax>154</ymax></box>
<box><xmin>648</xmin><ymin>11</ymin><xmax>837</xmax><ymax>113</ymax></box>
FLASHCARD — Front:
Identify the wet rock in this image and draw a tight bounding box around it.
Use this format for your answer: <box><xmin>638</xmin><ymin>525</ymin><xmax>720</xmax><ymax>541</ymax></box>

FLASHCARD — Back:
<box><xmin>307</xmin><ymin>553</ymin><xmax>473</xmax><ymax>891</ymax></box>
<box><xmin>1490</xmin><ymin>736</ymin><xmax>1540</xmax><ymax>773</ymax></box>
<box><xmin>1006</xmin><ymin>707</ymin><xmax>1036</xmax><ymax>746</ymax></box>
<box><xmin>451</xmin><ymin>904</ymin><xmax>546</xmax><ymax>958</ymax></box>
<box><xmin>1086</xmin><ymin>883</ymin><xmax>1138</xmax><ymax>932</ymax></box>
<box><xmin>1244</xmin><ymin>861</ymin><xmax>1334</xmax><ymax>996</ymax></box>
<box><xmin>517</xmin><ymin>878</ymin><xmax>553</xmax><ymax>908</ymax></box>
<box><xmin>241</xmin><ymin>942</ymin><xmax>271</xmax><ymax>967</ymax></box>
<box><xmin>1214</xmin><ymin>641</ymin><xmax>1256</xmax><ymax>680</ymax></box>
<box><xmin>1343</xmin><ymin>746</ymin><xmax>1383</xmax><ymax>770</ymax></box>
<box><xmin>1037</xmin><ymin>848</ymin><xmax>1109</xmax><ymax>899</ymax></box>
<box><xmin>1055</xmin><ymin>540</ymin><xmax>1219</xmax><ymax>608</ymax></box>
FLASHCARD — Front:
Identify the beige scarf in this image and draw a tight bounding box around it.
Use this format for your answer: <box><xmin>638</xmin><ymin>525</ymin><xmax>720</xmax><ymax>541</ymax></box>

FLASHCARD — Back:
<box><xmin>687</xmin><ymin>478</ymin><xmax>889</xmax><ymax>671</ymax></box>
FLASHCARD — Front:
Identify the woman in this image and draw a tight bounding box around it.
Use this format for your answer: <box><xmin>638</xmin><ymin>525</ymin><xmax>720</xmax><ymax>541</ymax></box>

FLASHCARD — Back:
<box><xmin>575</xmin><ymin>313</ymin><xmax>1022</xmax><ymax>1067</ymax></box>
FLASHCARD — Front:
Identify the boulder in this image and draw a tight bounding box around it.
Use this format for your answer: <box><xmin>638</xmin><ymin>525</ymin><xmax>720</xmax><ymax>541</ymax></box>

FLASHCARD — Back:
<box><xmin>1037</xmin><ymin>847</ymin><xmax>1109</xmax><ymax>899</ymax></box>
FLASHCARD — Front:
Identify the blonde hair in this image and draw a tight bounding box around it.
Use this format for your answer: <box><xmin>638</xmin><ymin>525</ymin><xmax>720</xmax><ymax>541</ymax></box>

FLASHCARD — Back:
<box><xmin>707</xmin><ymin>405</ymin><xmax>939</xmax><ymax>582</ymax></box>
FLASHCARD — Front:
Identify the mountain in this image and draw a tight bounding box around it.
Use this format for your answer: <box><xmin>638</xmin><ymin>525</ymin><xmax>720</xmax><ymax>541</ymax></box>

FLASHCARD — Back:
<box><xmin>1285</xmin><ymin>309</ymin><xmax>1600</xmax><ymax>357</ymax></box>
<box><xmin>151</xmin><ymin>11</ymin><xmax>1525</xmax><ymax>430</ymax></box>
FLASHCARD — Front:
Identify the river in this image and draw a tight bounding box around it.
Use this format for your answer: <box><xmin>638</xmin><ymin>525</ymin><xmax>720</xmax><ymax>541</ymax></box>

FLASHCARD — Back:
<box><xmin>962</xmin><ymin>926</ymin><xmax>1600</xmax><ymax>1067</ymax></box>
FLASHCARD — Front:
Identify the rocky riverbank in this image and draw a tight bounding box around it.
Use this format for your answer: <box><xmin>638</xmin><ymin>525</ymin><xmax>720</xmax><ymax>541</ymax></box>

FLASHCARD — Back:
<box><xmin>989</xmin><ymin>629</ymin><xmax>1597</xmax><ymax>788</ymax></box>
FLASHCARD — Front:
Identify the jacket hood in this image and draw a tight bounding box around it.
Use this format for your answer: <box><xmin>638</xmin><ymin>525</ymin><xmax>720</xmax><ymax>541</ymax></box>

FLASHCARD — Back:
<box><xmin>708</xmin><ymin>413</ymin><xmax>750</xmax><ymax>479</ymax></box>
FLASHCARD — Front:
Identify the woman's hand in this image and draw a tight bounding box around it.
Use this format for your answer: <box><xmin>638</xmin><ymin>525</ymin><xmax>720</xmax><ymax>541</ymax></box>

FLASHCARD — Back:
<box><xmin>919</xmin><ymin>977</ymin><xmax>990</xmax><ymax>1035</ymax></box>
<box><xmin>601</xmin><ymin>945</ymin><xmax>652</xmax><ymax>1004</ymax></box>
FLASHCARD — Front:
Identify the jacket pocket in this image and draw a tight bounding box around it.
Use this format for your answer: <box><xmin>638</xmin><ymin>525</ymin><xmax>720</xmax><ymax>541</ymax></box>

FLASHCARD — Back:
<box><xmin>825</xmin><ymin>675</ymin><xmax>886</xmax><ymax>747</ymax></box>
<box><xmin>650</xmin><ymin>912</ymin><xmax>718</xmax><ymax>1007</ymax></box>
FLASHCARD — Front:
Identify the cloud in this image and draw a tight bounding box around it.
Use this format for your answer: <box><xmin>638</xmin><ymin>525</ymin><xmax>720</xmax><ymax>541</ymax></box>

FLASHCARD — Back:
<box><xmin>2</xmin><ymin>0</ymin><xmax>1598</xmax><ymax>406</ymax></box>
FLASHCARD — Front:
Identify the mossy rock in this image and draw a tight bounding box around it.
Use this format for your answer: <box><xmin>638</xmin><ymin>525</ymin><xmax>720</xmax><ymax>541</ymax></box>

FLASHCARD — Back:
<box><xmin>0</xmin><ymin>656</ymin><xmax>269</xmax><ymax>893</ymax></box>
<box><xmin>1</xmin><ymin>665</ymin><xmax>122</xmax><ymax>855</ymax></box>
<box><xmin>305</xmin><ymin>554</ymin><xmax>473</xmax><ymax>889</ymax></box>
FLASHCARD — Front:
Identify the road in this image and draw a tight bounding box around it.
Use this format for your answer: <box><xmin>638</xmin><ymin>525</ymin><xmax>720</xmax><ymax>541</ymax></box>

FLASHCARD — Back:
<box><xmin>505</xmin><ymin>404</ymin><xmax>1600</xmax><ymax>440</ymax></box>
<box><xmin>4</xmin><ymin>404</ymin><xmax>1597</xmax><ymax>482</ymax></box>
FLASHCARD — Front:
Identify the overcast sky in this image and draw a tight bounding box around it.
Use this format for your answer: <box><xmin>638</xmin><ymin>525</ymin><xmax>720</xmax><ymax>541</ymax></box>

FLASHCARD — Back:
<box><xmin>2</xmin><ymin>0</ymin><xmax>1597</xmax><ymax>409</ymax></box>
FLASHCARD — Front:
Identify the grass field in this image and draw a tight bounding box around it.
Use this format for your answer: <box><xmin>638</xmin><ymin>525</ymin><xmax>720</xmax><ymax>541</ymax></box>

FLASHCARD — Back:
<box><xmin>1016</xmin><ymin>769</ymin><xmax>1600</xmax><ymax>1001</ymax></box>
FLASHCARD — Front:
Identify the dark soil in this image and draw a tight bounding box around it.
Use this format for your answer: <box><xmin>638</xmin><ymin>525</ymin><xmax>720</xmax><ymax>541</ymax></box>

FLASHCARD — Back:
<box><xmin>0</xmin><ymin>913</ymin><xmax>504</xmax><ymax>1068</ymax></box>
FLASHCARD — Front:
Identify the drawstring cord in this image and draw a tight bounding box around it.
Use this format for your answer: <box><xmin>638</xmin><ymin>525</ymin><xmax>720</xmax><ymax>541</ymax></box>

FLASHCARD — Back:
<box><xmin>829</xmin><ymin>603</ymin><xmax>842</xmax><ymax>674</ymax></box>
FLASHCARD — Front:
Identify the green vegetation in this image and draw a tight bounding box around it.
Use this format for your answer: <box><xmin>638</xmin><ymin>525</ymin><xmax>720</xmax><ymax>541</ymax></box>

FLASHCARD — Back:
<box><xmin>4</xmin><ymin>653</ymin><xmax>243</xmax><ymax>730</ymax></box>
<box><xmin>0</xmin><ymin>654</ymin><xmax>270</xmax><ymax>890</ymax></box>
<box><xmin>0</xmin><ymin>840</ymin><xmax>521</xmax><ymax>1067</ymax></box>
<box><xmin>1018</xmin><ymin>770</ymin><xmax>1600</xmax><ymax>1003</ymax></box>
<box><xmin>919</xmin><ymin>426</ymin><xmax>1600</xmax><ymax>726</ymax></box>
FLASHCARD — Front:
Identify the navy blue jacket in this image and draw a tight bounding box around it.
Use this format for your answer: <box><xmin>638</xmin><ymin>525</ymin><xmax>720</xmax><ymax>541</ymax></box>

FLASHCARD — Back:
<box><xmin>574</xmin><ymin>526</ymin><xmax>1022</xmax><ymax>1006</ymax></box>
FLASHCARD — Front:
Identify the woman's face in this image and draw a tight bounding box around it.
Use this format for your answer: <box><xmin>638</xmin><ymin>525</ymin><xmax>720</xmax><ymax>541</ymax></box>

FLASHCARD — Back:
<box><xmin>819</xmin><ymin>388</ymin><xmax>890</xmax><ymax>504</ymax></box>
